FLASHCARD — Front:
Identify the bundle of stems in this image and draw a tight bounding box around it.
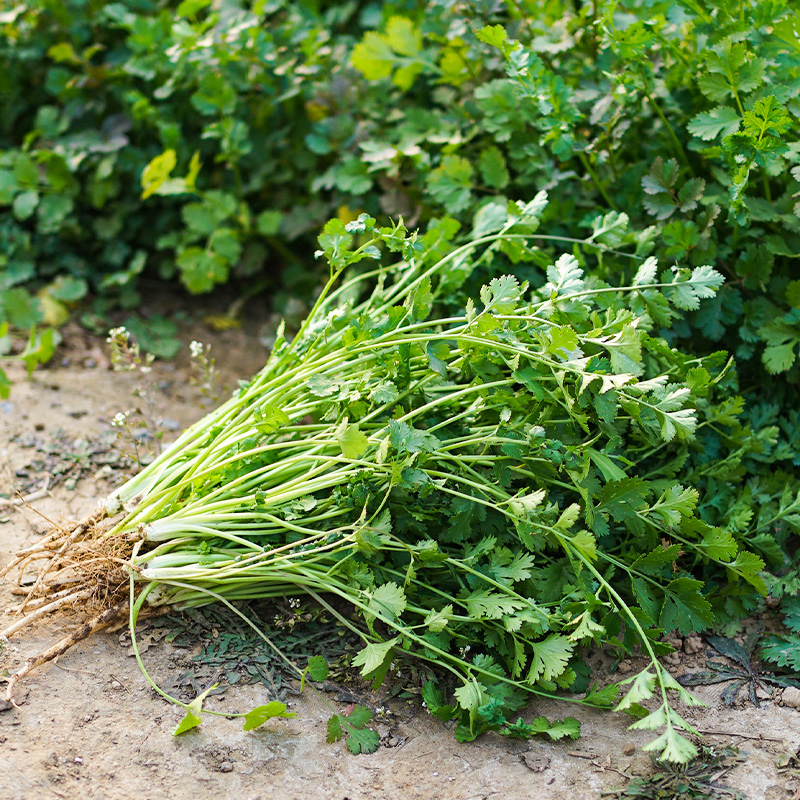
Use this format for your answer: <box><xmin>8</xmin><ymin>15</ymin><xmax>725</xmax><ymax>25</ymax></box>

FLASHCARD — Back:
<box><xmin>2</xmin><ymin>200</ymin><xmax>743</xmax><ymax>761</ymax></box>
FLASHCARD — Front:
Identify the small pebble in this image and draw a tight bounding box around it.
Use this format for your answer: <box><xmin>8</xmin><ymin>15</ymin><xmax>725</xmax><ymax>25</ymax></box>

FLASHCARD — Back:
<box><xmin>219</xmin><ymin>762</ymin><xmax>234</xmax><ymax>773</ymax></box>
<box><xmin>782</xmin><ymin>687</ymin><xmax>800</xmax><ymax>708</ymax></box>
<box><xmin>111</xmin><ymin>680</ymin><xmax>122</xmax><ymax>690</ymax></box>
<box><xmin>623</xmin><ymin>744</ymin><xmax>636</xmax><ymax>756</ymax></box>
<box><xmin>683</xmin><ymin>634</ymin><xmax>703</xmax><ymax>655</ymax></box>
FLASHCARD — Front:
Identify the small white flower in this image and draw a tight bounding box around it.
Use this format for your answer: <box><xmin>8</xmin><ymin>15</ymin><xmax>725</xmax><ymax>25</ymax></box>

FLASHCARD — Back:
<box><xmin>106</xmin><ymin>326</ymin><xmax>129</xmax><ymax>343</ymax></box>
<box><xmin>112</xmin><ymin>412</ymin><xmax>129</xmax><ymax>427</ymax></box>
<box><xmin>190</xmin><ymin>341</ymin><xmax>204</xmax><ymax>358</ymax></box>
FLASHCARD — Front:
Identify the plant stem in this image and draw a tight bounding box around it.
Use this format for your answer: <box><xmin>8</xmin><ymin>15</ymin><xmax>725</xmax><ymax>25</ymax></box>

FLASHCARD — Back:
<box><xmin>644</xmin><ymin>89</ymin><xmax>692</xmax><ymax>172</ymax></box>
<box><xmin>577</xmin><ymin>151</ymin><xmax>618</xmax><ymax>210</ymax></box>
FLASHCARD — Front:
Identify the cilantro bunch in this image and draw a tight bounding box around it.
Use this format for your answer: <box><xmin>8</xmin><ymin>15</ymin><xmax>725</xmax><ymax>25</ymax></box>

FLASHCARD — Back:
<box><xmin>62</xmin><ymin>199</ymin><xmax>754</xmax><ymax>762</ymax></box>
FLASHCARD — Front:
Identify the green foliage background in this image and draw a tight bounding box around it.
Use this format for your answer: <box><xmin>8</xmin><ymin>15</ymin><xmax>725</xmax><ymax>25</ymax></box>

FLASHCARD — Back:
<box><xmin>2</xmin><ymin>1</ymin><xmax>798</xmax><ymax>378</ymax></box>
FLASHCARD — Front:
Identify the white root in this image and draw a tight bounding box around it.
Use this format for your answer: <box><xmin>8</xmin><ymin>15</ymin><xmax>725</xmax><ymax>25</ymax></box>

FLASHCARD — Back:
<box><xmin>4</xmin><ymin>603</ymin><xmax>127</xmax><ymax>705</ymax></box>
<box><xmin>6</xmin><ymin>586</ymin><xmax>82</xmax><ymax>611</ymax></box>
<box><xmin>0</xmin><ymin>589</ymin><xmax>95</xmax><ymax>639</ymax></box>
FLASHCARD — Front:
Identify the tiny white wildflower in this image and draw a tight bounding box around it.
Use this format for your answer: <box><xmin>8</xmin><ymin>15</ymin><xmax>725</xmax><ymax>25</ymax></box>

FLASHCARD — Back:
<box><xmin>106</xmin><ymin>326</ymin><xmax>129</xmax><ymax>343</ymax></box>
<box><xmin>190</xmin><ymin>341</ymin><xmax>204</xmax><ymax>358</ymax></box>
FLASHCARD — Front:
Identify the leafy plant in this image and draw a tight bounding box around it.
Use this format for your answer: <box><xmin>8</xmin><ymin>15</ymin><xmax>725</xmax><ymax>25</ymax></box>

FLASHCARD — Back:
<box><xmin>0</xmin><ymin>322</ymin><xmax>60</xmax><ymax>399</ymax></box>
<box><xmin>606</xmin><ymin>745</ymin><xmax>746</xmax><ymax>800</ymax></box>
<box><xmin>172</xmin><ymin>683</ymin><xmax>296</xmax><ymax>736</ymax></box>
<box><xmin>326</xmin><ymin>703</ymin><xmax>380</xmax><ymax>755</ymax></box>
<box><xmin>762</xmin><ymin>596</ymin><xmax>800</xmax><ymax>672</ymax></box>
<box><xmin>679</xmin><ymin>632</ymin><xmax>800</xmax><ymax>705</ymax></box>
<box><xmin>4</xmin><ymin>0</ymin><xmax>800</xmax><ymax>768</ymax></box>
<box><xmin>3</xmin><ymin>0</ymin><xmax>798</xmax><ymax>394</ymax></box>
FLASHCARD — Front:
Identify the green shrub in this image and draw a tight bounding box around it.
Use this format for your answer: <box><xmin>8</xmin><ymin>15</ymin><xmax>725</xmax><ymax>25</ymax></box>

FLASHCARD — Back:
<box><xmin>2</xmin><ymin>1</ymin><xmax>799</xmax><ymax>392</ymax></box>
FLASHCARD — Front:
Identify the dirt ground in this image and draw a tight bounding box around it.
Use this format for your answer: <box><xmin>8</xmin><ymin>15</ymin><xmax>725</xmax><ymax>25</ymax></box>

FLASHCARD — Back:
<box><xmin>1</xmin><ymin>320</ymin><xmax>799</xmax><ymax>800</ymax></box>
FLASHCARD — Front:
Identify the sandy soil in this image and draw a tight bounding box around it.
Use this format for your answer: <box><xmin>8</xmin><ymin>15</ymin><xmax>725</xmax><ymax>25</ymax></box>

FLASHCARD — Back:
<box><xmin>1</xmin><ymin>323</ymin><xmax>798</xmax><ymax>800</ymax></box>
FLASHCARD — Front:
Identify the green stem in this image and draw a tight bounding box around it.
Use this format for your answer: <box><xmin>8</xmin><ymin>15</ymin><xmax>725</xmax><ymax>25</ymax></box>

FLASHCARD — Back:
<box><xmin>643</xmin><ymin>89</ymin><xmax>691</xmax><ymax>172</ymax></box>
<box><xmin>577</xmin><ymin>151</ymin><xmax>617</xmax><ymax>210</ymax></box>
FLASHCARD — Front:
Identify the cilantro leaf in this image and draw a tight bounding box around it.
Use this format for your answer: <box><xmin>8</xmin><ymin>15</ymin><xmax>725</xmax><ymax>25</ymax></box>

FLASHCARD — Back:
<box><xmin>688</xmin><ymin>106</ymin><xmax>741</xmax><ymax>140</ymax></box>
<box><xmin>478</xmin><ymin>146</ymin><xmax>510</xmax><ymax>189</ymax></box>
<box><xmin>526</xmin><ymin>634</ymin><xmax>573</xmax><ymax>683</ymax></box>
<box><xmin>336</xmin><ymin>422</ymin><xmax>370</xmax><ymax>459</ymax></box>
<box><xmin>327</xmin><ymin>706</ymin><xmax>379</xmax><ymax>755</ymax></box>
<box><xmin>367</xmin><ymin>583</ymin><xmax>407</xmax><ymax>622</ymax></box>
<box><xmin>426</xmin><ymin>155</ymin><xmax>474</xmax><ymax>214</ymax></box>
<box><xmin>759</xmin><ymin>314</ymin><xmax>800</xmax><ymax>373</ymax></box>
<box><xmin>480</xmin><ymin>275</ymin><xmax>522</xmax><ymax>314</ymax></box>
<box><xmin>242</xmin><ymin>701</ymin><xmax>296</xmax><ymax>731</ymax></box>
<box><xmin>660</xmin><ymin>577</ymin><xmax>714</xmax><ymax>635</ymax></box>
<box><xmin>352</xmin><ymin>637</ymin><xmax>397</xmax><ymax>677</ymax></box>
<box><xmin>544</xmin><ymin>254</ymin><xmax>584</xmax><ymax>295</ymax></box>
<box><xmin>388</xmin><ymin>420</ymin><xmax>440</xmax><ymax>454</ymax></box>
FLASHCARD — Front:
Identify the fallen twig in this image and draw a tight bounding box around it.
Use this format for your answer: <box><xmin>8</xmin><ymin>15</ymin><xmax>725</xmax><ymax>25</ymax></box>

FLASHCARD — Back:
<box><xmin>695</xmin><ymin>728</ymin><xmax>785</xmax><ymax>743</ymax></box>
<box><xmin>0</xmin><ymin>480</ymin><xmax>51</xmax><ymax>509</ymax></box>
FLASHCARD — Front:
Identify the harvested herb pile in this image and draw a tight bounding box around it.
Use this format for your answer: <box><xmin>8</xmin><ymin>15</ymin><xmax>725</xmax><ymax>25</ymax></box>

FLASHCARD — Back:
<box><xmin>1</xmin><ymin>200</ymin><xmax>767</xmax><ymax>760</ymax></box>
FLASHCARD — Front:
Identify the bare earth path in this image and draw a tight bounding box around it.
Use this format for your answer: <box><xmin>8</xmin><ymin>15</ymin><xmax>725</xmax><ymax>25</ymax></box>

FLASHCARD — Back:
<box><xmin>1</xmin><ymin>327</ymin><xmax>798</xmax><ymax>800</ymax></box>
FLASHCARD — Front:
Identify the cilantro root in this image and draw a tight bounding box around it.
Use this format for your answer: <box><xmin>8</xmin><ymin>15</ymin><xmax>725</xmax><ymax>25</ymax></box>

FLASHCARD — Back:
<box><xmin>3</xmin><ymin>603</ymin><xmax>127</xmax><ymax>705</ymax></box>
